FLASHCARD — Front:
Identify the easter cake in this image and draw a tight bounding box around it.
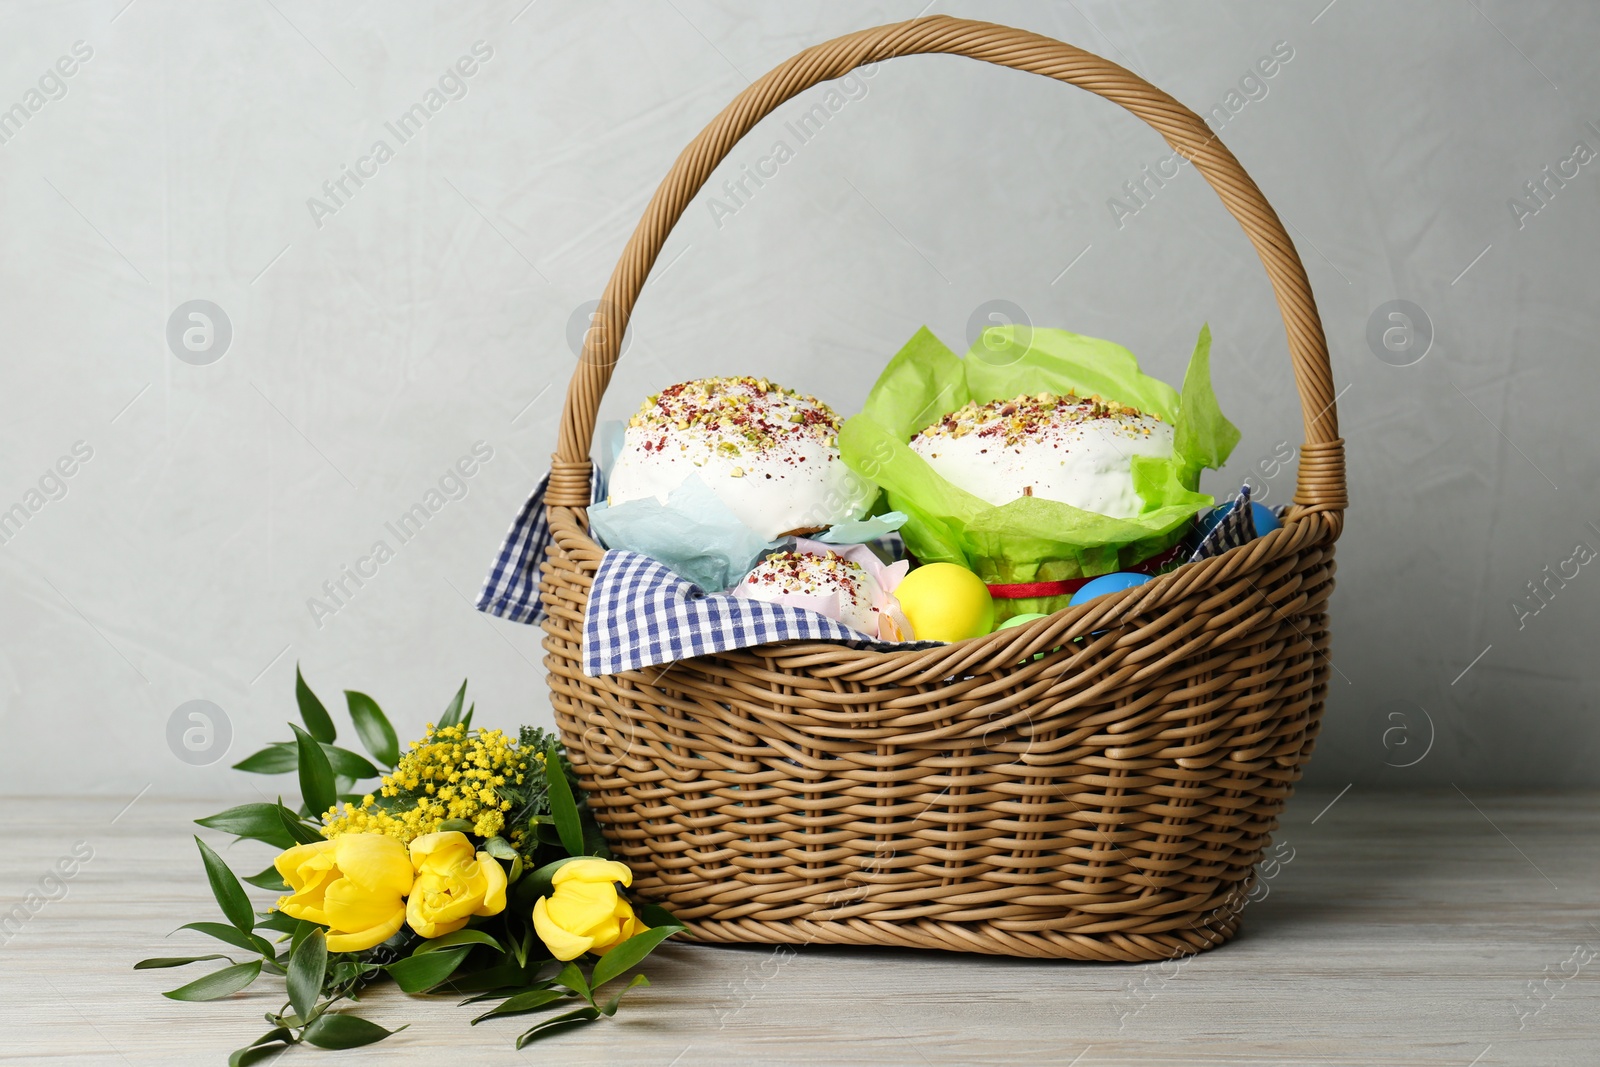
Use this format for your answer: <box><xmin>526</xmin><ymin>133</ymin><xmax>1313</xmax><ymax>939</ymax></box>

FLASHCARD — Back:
<box><xmin>734</xmin><ymin>543</ymin><xmax>909</xmax><ymax>640</ymax></box>
<box><xmin>607</xmin><ymin>376</ymin><xmax>877</xmax><ymax>540</ymax></box>
<box><xmin>908</xmin><ymin>391</ymin><xmax>1173</xmax><ymax>518</ymax></box>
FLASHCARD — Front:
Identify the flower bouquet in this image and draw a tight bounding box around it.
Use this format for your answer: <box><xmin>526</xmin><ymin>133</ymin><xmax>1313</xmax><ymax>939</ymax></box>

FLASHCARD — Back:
<box><xmin>135</xmin><ymin>669</ymin><xmax>683</xmax><ymax>1061</ymax></box>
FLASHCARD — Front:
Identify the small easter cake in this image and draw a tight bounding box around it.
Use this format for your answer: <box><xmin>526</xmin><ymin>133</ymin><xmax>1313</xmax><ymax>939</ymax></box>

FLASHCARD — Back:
<box><xmin>608</xmin><ymin>376</ymin><xmax>877</xmax><ymax>539</ymax></box>
<box><xmin>735</xmin><ymin>544</ymin><xmax>908</xmax><ymax>641</ymax></box>
<box><xmin>908</xmin><ymin>391</ymin><xmax>1173</xmax><ymax>518</ymax></box>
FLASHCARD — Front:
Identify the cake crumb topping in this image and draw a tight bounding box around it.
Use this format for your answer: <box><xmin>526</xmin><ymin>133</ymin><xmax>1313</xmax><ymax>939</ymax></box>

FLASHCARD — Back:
<box><xmin>745</xmin><ymin>549</ymin><xmax>866</xmax><ymax>600</ymax></box>
<box><xmin>627</xmin><ymin>376</ymin><xmax>841</xmax><ymax>455</ymax></box>
<box><xmin>913</xmin><ymin>391</ymin><xmax>1160</xmax><ymax>449</ymax></box>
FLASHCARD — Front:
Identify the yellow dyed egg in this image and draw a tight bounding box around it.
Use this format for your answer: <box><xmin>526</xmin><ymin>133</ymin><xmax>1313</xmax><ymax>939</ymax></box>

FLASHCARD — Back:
<box><xmin>895</xmin><ymin>563</ymin><xmax>995</xmax><ymax>642</ymax></box>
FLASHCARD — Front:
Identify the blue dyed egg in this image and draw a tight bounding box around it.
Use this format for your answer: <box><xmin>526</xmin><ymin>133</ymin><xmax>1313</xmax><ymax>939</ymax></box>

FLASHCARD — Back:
<box><xmin>1250</xmin><ymin>502</ymin><xmax>1282</xmax><ymax>535</ymax></box>
<box><xmin>1069</xmin><ymin>572</ymin><xmax>1152</xmax><ymax>606</ymax></box>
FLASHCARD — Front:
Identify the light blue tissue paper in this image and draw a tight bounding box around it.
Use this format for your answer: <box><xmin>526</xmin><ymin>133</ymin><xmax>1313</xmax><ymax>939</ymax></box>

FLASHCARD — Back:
<box><xmin>586</xmin><ymin>474</ymin><xmax>780</xmax><ymax>592</ymax></box>
<box><xmin>816</xmin><ymin>511</ymin><xmax>907</xmax><ymax>545</ymax></box>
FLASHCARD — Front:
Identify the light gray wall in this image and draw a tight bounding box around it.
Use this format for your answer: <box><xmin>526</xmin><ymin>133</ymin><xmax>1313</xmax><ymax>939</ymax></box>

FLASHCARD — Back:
<box><xmin>2</xmin><ymin>0</ymin><xmax>1596</xmax><ymax>799</ymax></box>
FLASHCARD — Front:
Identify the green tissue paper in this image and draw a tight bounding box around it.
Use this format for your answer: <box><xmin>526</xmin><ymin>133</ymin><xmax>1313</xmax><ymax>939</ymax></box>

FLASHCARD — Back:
<box><xmin>839</xmin><ymin>323</ymin><xmax>1239</xmax><ymax>620</ymax></box>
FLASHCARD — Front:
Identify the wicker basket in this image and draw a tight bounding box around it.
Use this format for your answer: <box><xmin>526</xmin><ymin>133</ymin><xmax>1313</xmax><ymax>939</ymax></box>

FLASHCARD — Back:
<box><xmin>539</xmin><ymin>16</ymin><xmax>1345</xmax><ymax>962</ymax></box>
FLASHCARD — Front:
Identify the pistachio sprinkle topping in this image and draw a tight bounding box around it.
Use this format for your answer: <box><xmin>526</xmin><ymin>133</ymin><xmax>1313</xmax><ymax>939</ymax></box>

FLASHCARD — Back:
<box><xmin>627</xmin><ymin>376</ymin><xmax>841</xmax><ymax>458</ymax></box>
<box><xmin>912</xmin><ymin>391</ymin><xmax>1160</xmax><ymax>449</ymax></box>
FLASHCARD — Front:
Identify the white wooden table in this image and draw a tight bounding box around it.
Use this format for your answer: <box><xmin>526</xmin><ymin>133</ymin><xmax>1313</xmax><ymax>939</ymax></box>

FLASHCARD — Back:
<box><xmin>2</xmin><ymin>791</ymin><xmax>1595</xmax><ymax>1065</ymax></box>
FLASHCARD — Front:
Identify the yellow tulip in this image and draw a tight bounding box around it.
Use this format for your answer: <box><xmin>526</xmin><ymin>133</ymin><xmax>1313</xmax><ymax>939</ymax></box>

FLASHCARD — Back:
<box><xmin>405</xmin><ymin>831</ymin><xmax>508</xmax><ymax>939</ymax></box>
<box><xmin>531</xmin><ymin>858</ymin><xmax>646</xmax><ymax>961</ymax></box>
<box><xmin>274</xmin><ymin>834</ymin><xmax>413</xmax><ymax>952</ymax></box>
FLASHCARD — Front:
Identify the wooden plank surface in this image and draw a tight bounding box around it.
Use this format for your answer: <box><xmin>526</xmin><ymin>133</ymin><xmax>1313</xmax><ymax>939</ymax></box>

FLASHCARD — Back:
<box><xmin>0</xmin><ymin>791</ymin><xmax>1595</xmax><ymax>1065</ymax></box>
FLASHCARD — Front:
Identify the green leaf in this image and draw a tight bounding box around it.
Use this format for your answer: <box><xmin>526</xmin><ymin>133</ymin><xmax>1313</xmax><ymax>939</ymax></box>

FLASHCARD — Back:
<box><xmin>581</xmin><ymin>816</ymin><xmax>610</xmax><ymax>857</ymax></box>
<box><xmin>195</xmin><ymin>804</ymin><xmax>296</xmax><ymax>850</ymax></box>
<box><xmin>296</xmin><ymin>664</ymin><xmax>337</xmax><ymax>743</ymax></box>
<box><xmin>302</xmin><ymin>1013</ymin><xmax>404</xmax><ymax>1050</ymax></box>
<box><xmin>229</xmin><ymin>1029</ymin><xmax>292</xmax><ymax>1067</ymax></box>
<box><xmin>237</xmin><ymin>741</ymin><xmax>382</xmax><ymax>781</ymax></box>
<box><xmin>516</xmin><ymin>1006</ymin><xmax>601</xmax><ymax>1047</ymax></box>
<box><xmin>229</xmin><ymin>1044</ymin><xmax>288</xmax><ymax>1067</ymax></box>
<box><xmin>242</xmin><ymin>865</ymin><xmax>289</xmax><ymax>892</ymax></box>
<box><xmin>275</xmin><ymin>801</ymin><xmax>324</xmax><ymax>846</ymax></box>
<box><xmin>552</xmin><ymin>960</ymin><xmax>592</xmax><ymax>1005</ymax></box>
<box><xmin>461</xmin><ymin>702</ymin><xmax>475</xmax><ymax>731</ymax></box>
<box><xmin>386</xmin><ymin>946</ymin><xmax>470</xmax><ymax>993</ymax></box>
<box><xmin>286</xmin><ymin>918</ymin><xmax>317</xmax><ymax>960</ymax></box>
<box><xmin>438</xmin><ymin>679</ymin><xmax>469</xmax><ymax>729</ymax></box>
<box><xmin>545</xmin><ymin>742</ymin><xmax>584</xmax><ymax>857</ymax></box>
<box><xmin>511</xmin><ymin>925</ymin><xmax>534</xmax><ymax>968</ymax></box>
<box><xmin>345</xmin><ymin>690</ymin><xmax>399</xmax><ymax>767</ymax></box>
<box><xmin>460</xmin><ymin>977</ymin><xmax>552</xmax><ymax>1005</ymax></box>
<box><xmin>232</xmin><ymin>745</ymin><xmax>297</xmax><ymax>775</ymax></box>
<box><xmin>195</xmin><ymin>837</ymin><xmax>256</xmax><ymax>933</ymax></box>
<box><xmin>291</xmin><ymin>724</ymin><xmax>337</xmax><ymax>818</ymax></box>
<box><xmin>601</xmin><ymin>973</ymin><xmax>650</xmax><ymax>1016</ymax></box>
<box><xmin>636</xmin><ymin>903</ymin><xmax>681</xmax><ymax>930</ymax></box>
<box><xmin>591</xmin><ymin>924</ymin><xmax>680</xmax><ymax>989</ymax></box>
<box><xmin>414</xmin><ymin>928</ymin><xmax>503</xmax><ymax>954</ymax></box>
<box><xmin>321</xmin><ymin>744</ymin><xmax>382</xmax><ymax>780</ymax></box>
<box><xmin>134</xmin><ymin>954</ymin><xmax>234</xmax><ymax>969</ymax></box>
<box><xmin>254</xmin><ymin>910</ymin><xmax>302</xmax><ymax>935</ymax></box>
<box><xmin>472</xmin><ymin>987</ymin><xmax>569</xmax><ymax>1024</ymax></box>
<box><xmin>176</xmin><ymin>922</ymin><xmax>276</xmax><ymax>957</ymax></box>
<box><xmin>162</xmin><ymin>960</ymin><xmax>262</xmax><ymax>1001</ymax></box>
<box><xmin>286</xmin><ymin>928</ymin><xmax>327</xmax><ymax>1021</ymax></box>
<box><xmin>446</xmin><ymin>959</ymin><xmax>542</xmax><ymax>994</ymax></box>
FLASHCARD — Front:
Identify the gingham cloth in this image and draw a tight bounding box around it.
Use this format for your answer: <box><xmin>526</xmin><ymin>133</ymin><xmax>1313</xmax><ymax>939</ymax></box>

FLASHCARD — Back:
<box><xmin>474</xmin><ymin>471</ymin><xmax>559</xmax><ymax>625</ymax></box>
<box><xmin>476</xmin><ymin>473</ymin><xmax>1276</xmax><ymax>676</ymax></box>
<box><xmin>579</xmin><ymin>549</ymin><xmax>935</xmax><ymax>676</ymax></box>
<box><xmin>1186</xmin><ymin>483</ymin><xmax>1261</xmax><ymax>563</ymax></box>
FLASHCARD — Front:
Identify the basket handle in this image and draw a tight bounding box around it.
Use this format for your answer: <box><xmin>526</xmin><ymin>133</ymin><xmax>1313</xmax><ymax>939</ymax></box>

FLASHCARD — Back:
<box><xmin>548</xmin><ymin>15</ymin><xmax>1345</xmax><ymax>519</ymax></box>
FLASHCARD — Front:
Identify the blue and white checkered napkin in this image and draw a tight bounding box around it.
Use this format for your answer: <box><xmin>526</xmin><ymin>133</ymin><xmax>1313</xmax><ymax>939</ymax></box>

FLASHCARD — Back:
<box><xmin>580</xmin><ymin>550</ymin><xmax>932</xmax><ymax>676</ymax></box>
<box><xmin>475</xmin><ymin>471</ymin><xmax>557</xmax><ymax>624</ymax></box>
<box><xmin>1187</xmin><ymin>484</ymin><xmax>1266</xmax><ymax>563</ymax></box>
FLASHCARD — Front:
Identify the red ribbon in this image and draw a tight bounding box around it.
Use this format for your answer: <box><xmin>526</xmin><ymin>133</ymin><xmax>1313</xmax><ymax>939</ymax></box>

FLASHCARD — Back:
<box><xmin>985</xmin><ymin>576</ymin><xmax>1093</xmax><ymax>599</ymax></box>
<box><xmin>984</xmin><ymin>542</ymin><xmax>1188</xmax><ymax>600</ymax></box>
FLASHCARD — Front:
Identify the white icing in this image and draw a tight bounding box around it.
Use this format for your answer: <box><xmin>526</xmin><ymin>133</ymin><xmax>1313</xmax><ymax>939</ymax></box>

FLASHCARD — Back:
<box><xmin>607</xmin><ymin>378</ymin><xmax>876</xmax><ymax>540</ymax></box>
<box><xmin>910</xmin><ymin>406</ymin><xmax>1173</xmax><ymax>518</ymax></box>
<box><xmin>736</xmin><ymin>553</ymin><xmax>882</xmax><ymax>635</ymax></box>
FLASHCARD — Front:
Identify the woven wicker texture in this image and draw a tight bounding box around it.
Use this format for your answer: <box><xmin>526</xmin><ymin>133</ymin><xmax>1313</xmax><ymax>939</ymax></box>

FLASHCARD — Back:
<box><xmin>540</xmin><ymin>16</ymin><xmax>1344</xmax><ymax>961</ymax></box>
